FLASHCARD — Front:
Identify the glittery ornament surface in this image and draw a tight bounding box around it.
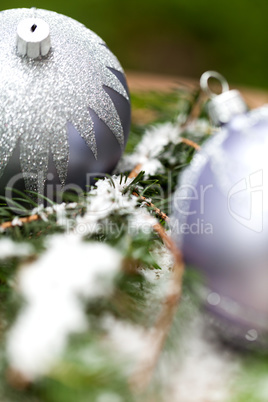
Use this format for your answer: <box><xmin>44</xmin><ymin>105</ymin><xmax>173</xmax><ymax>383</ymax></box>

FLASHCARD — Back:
<box><xmin>0</xmin><ymin>8</ymin><xmax>130</xmax><ymax>193</ymax></box>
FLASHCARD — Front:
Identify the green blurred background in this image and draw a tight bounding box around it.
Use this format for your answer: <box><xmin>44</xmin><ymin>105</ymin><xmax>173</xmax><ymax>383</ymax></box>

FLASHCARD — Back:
<box><xmin>1</xmin><ymin>0</ymin><xmax>268</xmax><ymax>89</ymax></box>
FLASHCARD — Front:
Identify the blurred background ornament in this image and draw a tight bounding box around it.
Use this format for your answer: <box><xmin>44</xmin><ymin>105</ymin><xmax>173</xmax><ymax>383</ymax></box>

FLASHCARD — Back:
<box><xmin>173</xmin><ymin>71</ymin><xmax>268</xmax><ymax>348</ymax></box>
<box><xmin>0</xmin><ymin>8</ymin><xmax>131</xmax><ymax>202</ymax></box>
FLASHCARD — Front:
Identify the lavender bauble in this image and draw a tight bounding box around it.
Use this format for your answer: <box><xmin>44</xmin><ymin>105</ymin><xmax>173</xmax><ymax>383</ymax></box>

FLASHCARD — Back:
<box><xmin>173</xmin><ymin>87</ymin><xmax>268</xmax><ymax>348</ymax></box>
<box><xmin>0</xmin><ymin>8</ymin><xmax>131</xmax><ymax>203</ymax></box>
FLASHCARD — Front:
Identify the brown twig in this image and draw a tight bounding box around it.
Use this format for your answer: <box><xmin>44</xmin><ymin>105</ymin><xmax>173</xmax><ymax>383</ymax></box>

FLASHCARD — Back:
<box><xmin>132</xmin><ymin>191</ymin><xmax>169</xmax><ymax>222</ymax></box>
<box><xmin>180</xmin><ymin>137</ymin><xmax>201</xmax><ymax>151</ymax></box>
<box><xmin>128</xmin><ymin>163</ymin><xmax>172</xmax><ymax>222</ymax></box>
<box><xmin>128</xmin><ymin>163</ymin><xmax>143</xmax><ymax>179</ymax></box>
<box><xmin>0</xmin><ymin>214</ymin><xmax>40</xmax><ymax>231</ymax></box>
<box><xmin>128</xmin><ymin>163</ymin><xmax>170</xmax><ymax>221</ymax></box>
<box><xmin>180</xmin><ymin>87</ymin><xmax>205</xmax><ymax>128</ymax></box>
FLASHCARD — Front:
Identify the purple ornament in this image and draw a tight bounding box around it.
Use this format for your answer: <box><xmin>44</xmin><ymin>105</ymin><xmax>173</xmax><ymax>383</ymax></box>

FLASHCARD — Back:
<box><xmin>0</xmin><ymin>8</ymin><xmax>131</xmax><ymax>204</ymax></box>
<box><xmin>173</xmin><ymin>72</ymin><xmax>268</xmax><ymax>348</ymax></box>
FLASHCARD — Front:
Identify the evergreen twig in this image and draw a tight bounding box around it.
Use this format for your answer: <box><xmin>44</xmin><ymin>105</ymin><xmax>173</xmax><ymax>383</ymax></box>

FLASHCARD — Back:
<box><xmin>130</xmin><ymin>223</ymin><xmax>185</xmax><ymax>391</ymax></box>
<box><xmin>127</xmin><ymin>166</ymin><xmax>184</xmax><ymax>391</ymax></box>
<box><xmin>0</xmin><ymin>88</ymin><xmax>214</xmax><ymax>402</ymax></box>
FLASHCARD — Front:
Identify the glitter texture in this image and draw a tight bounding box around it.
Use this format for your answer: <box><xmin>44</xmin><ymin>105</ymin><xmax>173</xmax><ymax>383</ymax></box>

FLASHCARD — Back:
<box><xmin>0</xmin><ymin>8</ymin><xmax>130</xmax><ymax>193</ymax></box>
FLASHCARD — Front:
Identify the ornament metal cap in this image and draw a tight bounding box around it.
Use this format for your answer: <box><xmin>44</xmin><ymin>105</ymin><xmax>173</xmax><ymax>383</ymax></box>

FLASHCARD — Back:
<box><xmin>17</xmin><ymin>18</ymin><xmax>51</xmax><ymax>59</ymax></box>
<box><xmin>200</xmin><ymin>71</ymin><xmax>248</xmax><ymax>126</ymax></box>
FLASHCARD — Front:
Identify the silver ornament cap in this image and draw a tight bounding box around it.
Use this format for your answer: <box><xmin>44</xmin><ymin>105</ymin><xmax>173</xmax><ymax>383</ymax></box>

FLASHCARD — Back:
<box><xmin>200</xmin><ymin>71</ymin><xmax>248</xmax><ymax>126</ymax></box>
<box><xmin>17</xmin><ymin>18</ymin><xmax>51</xmax><ymax>58</ymax></box>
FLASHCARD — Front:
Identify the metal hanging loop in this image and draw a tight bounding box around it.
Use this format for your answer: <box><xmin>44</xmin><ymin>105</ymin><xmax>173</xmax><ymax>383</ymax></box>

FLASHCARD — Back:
<box><xmin>200</xmin><ymin>71</ymin><xmax>230</xmax><ymax>99</ymax></box>
<box><xmin>200</xmin><ymin>70</ymin><xmax>248</xmax><ymax>125</ymax></box>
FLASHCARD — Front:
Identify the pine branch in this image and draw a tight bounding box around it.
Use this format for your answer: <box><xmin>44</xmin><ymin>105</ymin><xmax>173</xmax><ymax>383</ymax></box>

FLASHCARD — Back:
<box><xmin>0</xmin><ymin>88</ymin><xmax>227</xmax><ymax>402</ymax></box>
<box><xmin>130</xmin><ymin>223</ymin><xmax>185</xmax><ymax>391</ymax></box>
<box><xmin>127</xmin><ymin>166</ymin><xmax>184</xmax><ymax>391</ymax></box>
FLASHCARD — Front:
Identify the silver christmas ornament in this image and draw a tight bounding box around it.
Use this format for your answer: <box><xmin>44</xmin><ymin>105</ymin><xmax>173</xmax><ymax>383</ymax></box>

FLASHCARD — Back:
<box><xmin>0</xmin><ymin>8</ymin><xmax>131</xmax><ymax>201</ymax></box>
<box><xmin>173</xmin><ymin>72</ymin><xmax>268</xmax><ymax>348</ymax></box>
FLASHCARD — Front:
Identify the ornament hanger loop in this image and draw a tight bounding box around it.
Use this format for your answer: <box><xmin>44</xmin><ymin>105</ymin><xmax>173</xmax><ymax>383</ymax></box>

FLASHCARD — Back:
<box><xmin>200</xmin><ymin>71</ymin><xmax>230</xmax><ymax>98</ymax></box>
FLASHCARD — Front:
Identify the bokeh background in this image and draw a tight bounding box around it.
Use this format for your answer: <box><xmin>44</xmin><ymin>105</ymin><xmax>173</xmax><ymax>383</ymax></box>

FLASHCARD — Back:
<box><xmin>1</xmin><ymin>0</ymin><xmax>268</xmax><ymax>89</ymax></box>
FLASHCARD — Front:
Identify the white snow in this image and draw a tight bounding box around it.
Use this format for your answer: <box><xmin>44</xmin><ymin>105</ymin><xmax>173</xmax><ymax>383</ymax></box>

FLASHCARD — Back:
<box><xmin>0</xmin><ymin>238</ymin><xmax>33</xmax><ymax>259</ymax></box>
<box><xmin>11</xmin><ymin>216</ymin><xmax>23</xmax><ymax>227</ymax></box>
<box><xmin>102</xmin><ymin>315</ymin><xmax>149</xmax><ymax>361</ymax></box>
<box><xmin>7</xmin><ymin>235</ymin><xmax>123</xmax><ymax>380</ymax></box>
<box><xmin>128</xmin><ymin>208</ymin><xmax>158</xmax><ymax>235</ymax></box>
<box><xmin>117</xmin><ymin>122</ymin><xmax>180</xmax><ymax>176</ymax></box>
<box><xmin>74</xmin><ymin>175</ymin><xmax>138</xmax><ymax>236</ymax></box>
<box><xmin>117</xmin><ymin>119</ymin><xmax>211</xmax><ymax>177</ymax></box>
